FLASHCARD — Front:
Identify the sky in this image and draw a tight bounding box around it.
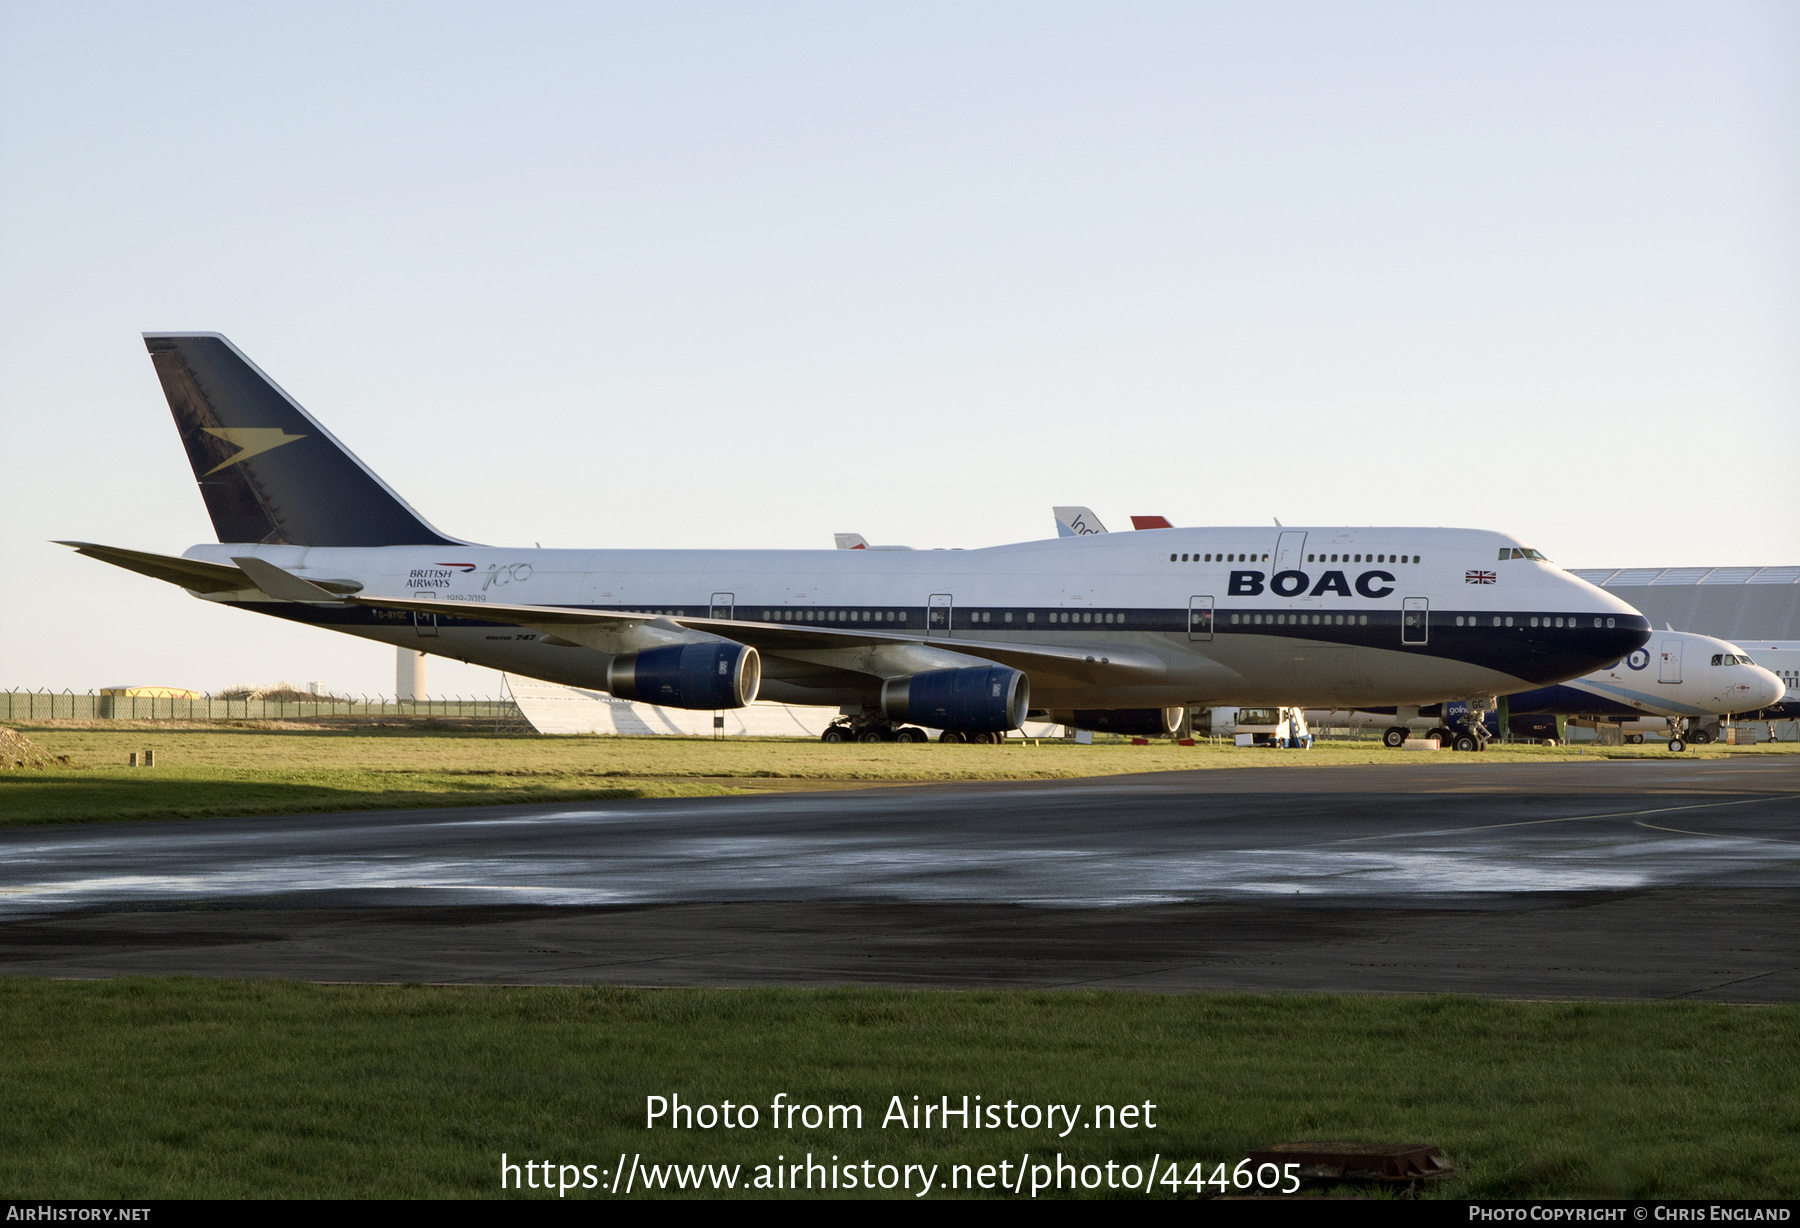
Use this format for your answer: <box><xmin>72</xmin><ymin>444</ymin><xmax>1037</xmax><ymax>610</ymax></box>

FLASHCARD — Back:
<box><xmin>2</xmin><ymin>1</ymin><xmax>1795</xmax><ymax>697</ymax></box>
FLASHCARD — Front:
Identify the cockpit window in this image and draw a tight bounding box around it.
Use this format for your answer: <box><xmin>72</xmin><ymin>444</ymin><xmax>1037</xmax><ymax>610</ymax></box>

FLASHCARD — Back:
<box><xmin>1499</xmin><ymin>548</ymin><xmax>1550</xmax><ymax>561</ymax></box>
<box><xmin>1711</xmin><ymin>654</ymin><xmax>1741</xmax><ymax>666</ymax></box>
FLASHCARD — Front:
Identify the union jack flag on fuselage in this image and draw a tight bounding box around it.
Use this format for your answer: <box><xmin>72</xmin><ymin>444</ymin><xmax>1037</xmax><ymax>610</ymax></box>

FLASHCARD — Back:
<box><xmin>1466</xmin><ymin>570</ymin><xmax>1497</xmax><ymax>584</ymax></box>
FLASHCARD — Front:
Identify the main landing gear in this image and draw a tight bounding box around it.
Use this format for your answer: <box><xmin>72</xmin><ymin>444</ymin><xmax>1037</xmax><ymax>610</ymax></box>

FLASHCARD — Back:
<box><xmin>1381</xmin><ymin>725</ymin><xmax>1461</xmax><ymax>748</ymax></box>
<box><xmin>1385</xmin><ymin>710</ymin><xmax>1493</xmax><ymax>752</ymax></box>
<box><xmin>819</xmin><ymin>718</ymin><xmax>1002</xmax><ymax>744</ymax></box>
<box><xmin>820</xmin><ymin>718</ymin><xmax>929</xmax><ymax>743</ymax></box>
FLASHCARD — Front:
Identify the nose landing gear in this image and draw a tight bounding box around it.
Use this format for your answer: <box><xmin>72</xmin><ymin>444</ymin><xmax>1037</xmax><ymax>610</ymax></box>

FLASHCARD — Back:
<box><xmin>1666</xmin><ymin>717</ymin><xmax>1689</xmax><ymax>753</ymax></box>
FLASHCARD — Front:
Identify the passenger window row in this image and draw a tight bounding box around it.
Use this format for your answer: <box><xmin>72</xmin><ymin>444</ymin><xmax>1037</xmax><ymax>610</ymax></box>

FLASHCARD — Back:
<box><xmin>1169</xmin><ymin>551</ymin><xmax>1423</xmax><ymax>565</ymax></box>
<box><xmin>1232</xmin><ymin>613</ymin><xmax>1367</xmax><ymax>626</ymax></box>
<box><xmin>760</xmin><ymin>609</ymin><xmax>910</xmax><ymax>624</ymax></box>
<box><xmin>1306</xmin><ymin>553</ymin><xmax>1418</xmax><ymax>564</ymax></box>
<box><xmin>960</xmin><ymin>611</ymin><xmax>1138</xmax><ymax>625</ymax></box>
<box><xmin>1449</xmin><ymin>615</ymin><xmax>1621</xmax><ymax>628</ymax></box>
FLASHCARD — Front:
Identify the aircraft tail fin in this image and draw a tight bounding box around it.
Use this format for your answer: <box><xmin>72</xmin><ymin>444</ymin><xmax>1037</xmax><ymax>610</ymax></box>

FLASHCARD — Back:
<box><xmin>1052</xmin><ymin>506</ymin><xmax>1107</xmax><ymax>537</ymax></box>
<box><xmin>143</xmin><ymin>333</ymin><xmax>465</xmax><ymax>547</ymax></box>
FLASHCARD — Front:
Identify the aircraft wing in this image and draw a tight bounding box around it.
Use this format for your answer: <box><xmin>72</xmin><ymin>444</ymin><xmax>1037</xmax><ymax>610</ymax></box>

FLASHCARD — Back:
<box><xmin>348</xmin><ymin>593</ymin><xmax>1166</xmax><ymax>684</ymax></box>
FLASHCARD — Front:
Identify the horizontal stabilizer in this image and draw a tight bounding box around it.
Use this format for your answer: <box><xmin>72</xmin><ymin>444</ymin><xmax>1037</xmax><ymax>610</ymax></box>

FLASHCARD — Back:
<box><xmin>57</xmin><ymin>541</ymin><xmax>252</xmax><ymax>593</ymax></box>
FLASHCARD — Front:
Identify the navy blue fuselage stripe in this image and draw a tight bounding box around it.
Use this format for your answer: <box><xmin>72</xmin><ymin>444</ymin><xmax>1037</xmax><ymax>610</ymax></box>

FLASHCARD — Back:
<box><xmin>1503</xmin><ymin>684</ymin><xmax>1645</xmax><ymax>717</ymax></box>
<box><xmin>234</xmin><ymin>603</ymin><xmax>1650</xmax><ymax>687</ymax></box>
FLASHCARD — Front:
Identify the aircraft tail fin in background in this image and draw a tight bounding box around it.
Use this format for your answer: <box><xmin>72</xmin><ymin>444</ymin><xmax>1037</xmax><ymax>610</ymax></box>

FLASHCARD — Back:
<box><xmin>834</xmin><ymin>531</ymin><xmax>914</xmax><ymax>551</ymax></box>
<box><xmin>143</xmin><ymin>333</ymin><xmax>466</xmax><ymax>547</ymax></box>
<box><xmin>1052</xmin><ymin>506</ymin><xmax>1107</xmax><ymax>537</ymax></box>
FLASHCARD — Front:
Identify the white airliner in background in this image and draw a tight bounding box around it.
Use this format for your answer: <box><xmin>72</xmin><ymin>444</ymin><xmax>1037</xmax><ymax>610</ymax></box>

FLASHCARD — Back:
<box><xmin>63</xmin><ymin>334</ymin><xmax>1652</xmax><ymax>743</ymax></box>
<box><xmin>1736</xmin><ymin>642</ymin><xmax>1800</xmax><ymax>709</ymax></box>
<box><xmin>1310</xmin><ymin>628</ymin><xmax>1784</xmax><ymax>751</ymax></box>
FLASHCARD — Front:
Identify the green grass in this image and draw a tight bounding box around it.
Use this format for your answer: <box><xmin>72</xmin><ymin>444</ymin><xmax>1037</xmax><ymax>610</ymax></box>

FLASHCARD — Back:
<box><xmin>1</xmin><ymin>723</ymin><xmax>1787</xmax><ymax>827</ymax></box>
<box><xmin>0</xmin><ymin>980</ymin><xmax>1794</xmax><ymax>1198</ymax></box>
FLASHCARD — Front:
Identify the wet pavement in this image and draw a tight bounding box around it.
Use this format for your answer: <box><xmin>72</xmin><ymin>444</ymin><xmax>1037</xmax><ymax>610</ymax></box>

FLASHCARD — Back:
<box><xmin>2</xmin><ymin>758</ymin><xmax>1795</xmax><ymax>997</ymax></box>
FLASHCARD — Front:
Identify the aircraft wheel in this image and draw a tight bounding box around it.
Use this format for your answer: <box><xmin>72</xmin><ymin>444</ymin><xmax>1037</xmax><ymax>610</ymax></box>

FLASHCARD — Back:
<box><xmin>938</xmin><ymin>730</ymin><xmax>966</xmax><ymax>744</ymax></box>
<box><xmin>1689</xmin><ymin>729</ymin><xmax>1714</xmax><ymax>745</ymax></box>
<box><xmin>858</xmin><ymin>728</ymin><xmax>888</xmax><ymax>743</ymax></box>
<box><xmin>895</xmin><ymin>727</ymin><xmax>927</xmax><ymax>743</ymax></box>
<box><xmin>1382</xmin><ymin>727</ymin><xmax>1407</xmax><ymax>749</ymax></box>
<box><xmin>968</xmin><ymin>731</ymin><xmax>997</xmax><ymax>745</ymax></box>
<box><xmin>1542</xmin><ymin>737</ymin><xmax>1559</xmax><ymax>748</ymax></box>
<box><xmin>1453</xmin><ymin>734</ymin><xmax>1479</xmax><ymax>753</ymax></box>
<box><xmin>821</xmin><ymin>727</ymin><xmax>849</xmax><ymax>743</ymax></box>
<box><xmin>1428</xmin><ymin>727</ymin><xmax>1453</xmax><ymax>746</ymax></box>
<box><xmin>1626</xmin><ymin>734</ymin><xmax>1644</xmax><ymax>745</ymax></box>
<box><xmin>1668</xmin><ymin>738</ymin><xmax>1686</xmax><ymax>753</ymax></box>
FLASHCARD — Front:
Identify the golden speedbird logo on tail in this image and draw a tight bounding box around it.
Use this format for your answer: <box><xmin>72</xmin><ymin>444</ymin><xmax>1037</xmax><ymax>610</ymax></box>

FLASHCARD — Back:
<box><xmin>200</xmin><ymin>427</ymin><xmax>306</xmax><ymax>475</ymax></box>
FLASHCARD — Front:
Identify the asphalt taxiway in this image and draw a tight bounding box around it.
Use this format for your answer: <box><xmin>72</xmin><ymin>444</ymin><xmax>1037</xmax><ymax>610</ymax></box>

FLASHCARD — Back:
<box><xmin>2</xmin><ymin>758</ymin><xmax>1795</xmax><ymax>998</ymax></box>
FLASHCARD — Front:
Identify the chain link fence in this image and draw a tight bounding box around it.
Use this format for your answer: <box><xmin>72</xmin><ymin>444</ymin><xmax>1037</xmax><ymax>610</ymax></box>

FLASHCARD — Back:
<box><xmin>2</xmin><ymin>690</ymin><xmax>522</xmax><ymax>723</ymax></box>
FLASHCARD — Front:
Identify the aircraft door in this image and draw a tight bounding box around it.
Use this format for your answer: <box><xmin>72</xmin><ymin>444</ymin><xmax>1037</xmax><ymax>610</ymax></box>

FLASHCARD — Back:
<box><xmin>710</xmin><ymin>592</ymin><xmax>734</xmax><ymax>620</ymax></box>
<box><xmin>928</xmin><ymin>593</ymin><xmax>953</xmax><ymax>636</ymax></box>
<box><xmin>1658</xmin><ymin>639</ymin><xmax>1682</xmax><ymax>683</ymax></box>
<box><xmin>1188</xmin><ymin>595</ymin><xmax>1214</xmax><ymax>641</ymax></box>
<box><xmin>1273</xmin><ymin>532</ymin><xmax>1308</xmax><ymax>574</ymax></box>
<box><xmin>1402</xmin><ymin>597</ymin><xmax>1428</xmax><ymax>645</ymax></box>
<box><xmin>413</xmin><ymin>595</ymin><xmax>438</xmax><ymax>638</ymax></box>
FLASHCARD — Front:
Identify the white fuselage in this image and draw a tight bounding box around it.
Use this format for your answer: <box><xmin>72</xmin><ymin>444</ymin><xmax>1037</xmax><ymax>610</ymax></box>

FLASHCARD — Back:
<box><xmin>1310</xmin><ymin>628</ymin><xmax>1784</xmax><ymax>731</ymax></box>
<box><xmin>181</xmin><ymin>526</ymin><xmax>1650</xmax><ymax>712</ymax></box>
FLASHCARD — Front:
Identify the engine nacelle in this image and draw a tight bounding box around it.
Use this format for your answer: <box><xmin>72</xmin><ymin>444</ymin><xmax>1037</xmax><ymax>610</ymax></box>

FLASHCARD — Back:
<box><xmin>1048</xmin><ymin>707</ymin><xmax>1183</xmax><ymax>737</ymax></box>
<box><xmin>881</xmin><ymin>666</ymin><xmax>1029</xmax><ymax>733</ymax></box>
<box><xmin>607</xmin><ymin>642</ymin><xmax>760</xmax><ymax>709</ymax></box>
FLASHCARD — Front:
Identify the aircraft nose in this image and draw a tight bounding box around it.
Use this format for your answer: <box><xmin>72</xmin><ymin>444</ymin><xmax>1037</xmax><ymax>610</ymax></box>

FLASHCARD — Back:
<box><xmin>1749</xmin><ymin>667</ymin><xmax>1786</xmax><ymax>710</ymax></box>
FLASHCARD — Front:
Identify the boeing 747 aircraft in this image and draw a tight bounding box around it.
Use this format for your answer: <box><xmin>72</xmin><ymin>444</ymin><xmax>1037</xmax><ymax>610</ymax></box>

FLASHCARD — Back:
<box><xmin>62</xmin><ymin>334</ymin><xmax>1652</xmax><ymax>743</ymax></box>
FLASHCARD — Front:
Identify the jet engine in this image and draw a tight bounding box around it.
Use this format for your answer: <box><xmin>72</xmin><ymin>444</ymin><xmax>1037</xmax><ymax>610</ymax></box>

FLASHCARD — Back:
<box><xmin>1048</xmin><ymin>708</ymin><xmax>1184</xmax><ymax>736</ymax></box>
<box><xmin>607</xmin><ymin>642</ymin><xmax>760</xmax><ymax>709</ymax></box>
<box><xmin>881</xmin><ymin>666</ymin><xmax>1030</xmax><ymax>733</ymax></box>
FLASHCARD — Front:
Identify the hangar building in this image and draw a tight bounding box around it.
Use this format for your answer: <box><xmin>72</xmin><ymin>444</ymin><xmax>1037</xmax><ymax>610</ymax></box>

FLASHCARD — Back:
<box><xmin>1570</xmin><ymin>566</ymin><xmax>1800</xmax><ymax>641</ymax></box>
